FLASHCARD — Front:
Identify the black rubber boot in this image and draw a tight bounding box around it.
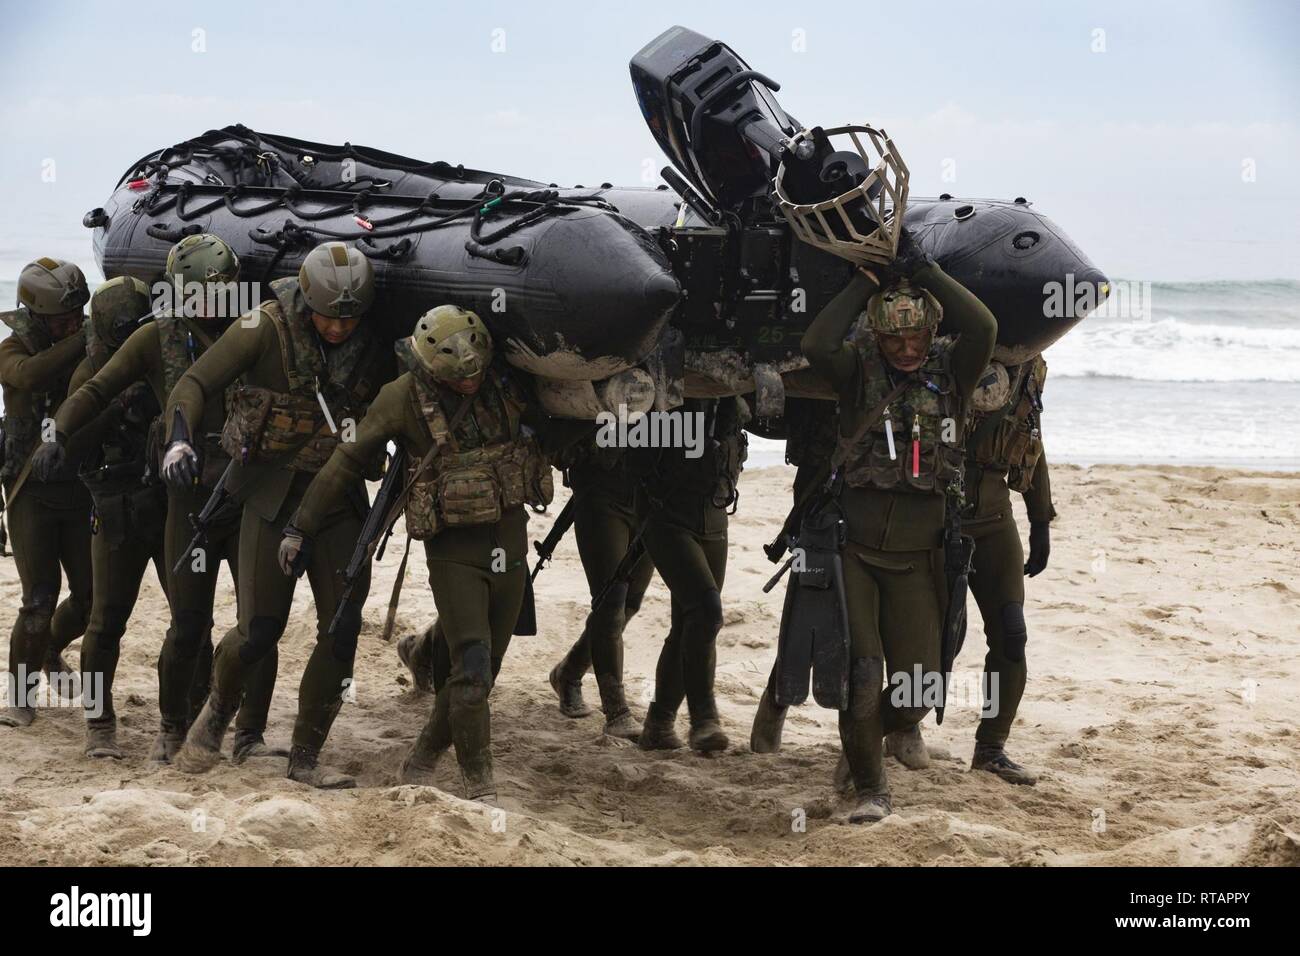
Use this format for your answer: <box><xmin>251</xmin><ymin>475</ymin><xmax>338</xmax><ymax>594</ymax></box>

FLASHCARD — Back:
<box><xmin>688</xmin><ymin>714</ymin><xmax>729</xmax><ymax>754</ymax></box>
<box><xmin>596</xmin><ymin>675</ymin><xmax>642</xmax><ymax>741</ymax></box>
<box><xmin>749</xmin><ymin>683</ymin><xmax>788</xmax><ymax>754</ymax></box>
<box><xmin>85</xmin><ymin>718</ymin><xmax>123</xmax><ymax>759</ymax></box>
<box><xmin>148</xmin><ymin>719</ymin><xmax>187</xmax><ymax>764</ymax></box>
<box><xmin>549</xmin><ymin>662</ymin><xmax>592</xmax><ymax>718</ymax></box>
<box><xmin>287</xmin><ymin>745</ymin><xmax>357</xmax><ymax>789</ymax></box>
<box><xmin>231</xmin><ymin>729</ymin><xmax>290</xmax><ymax>765</ymax></box>
<box><xmin>886</xmin><ymin>723</ymin><xmax>932</xmax><ymax>770</ymax></box>
<box><xmin>839</xmin><ymin>657</ymin><xmax>892</xmax><ymax>824</ymax></box>
<box><xmin>461</xmin><ymin>755</ymin><xmax>498</xmax><ymax>805</ymax></box>
<box><xmin>0</xmin><ymin>706</ymin><xmax>36</xmax><ymax>728</ymax></box>
<box><xmin>399</xmin><ymin>693</ymin><xmax>450</xmax><ymax>786</ymax></box>
<box><xmin>638</xmin><ymin>702</ymin><xmax>684</xmax><ymax>750</ymax></box>
<box><xmin>173</xmin><ymin>693</ymin><xmax>239</xmax><ymax>774</ymax></box>
<box><xmin>972</xmin><ymin>742</ymin><xmax>1038</xmax><ymax>786</ymax></box>
<box><xmin>397</xmin><ymin>631</ymin><xmax>435</xmax><ymax>693</ymax></box>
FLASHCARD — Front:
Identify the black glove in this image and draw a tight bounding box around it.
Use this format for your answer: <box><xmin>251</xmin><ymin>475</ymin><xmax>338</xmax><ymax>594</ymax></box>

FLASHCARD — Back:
<box><xmin>1024</xmin><ymin>520</ymin><xmax>1051</xmax><ymax>577</ymax></box>
<box><xmin>892</xmin><ymin>226</ymin><xmax>935</xmax><ymax>279</ymax></box>
<box><xmin>30</xmin><ymin>434</ymin><xmax>68</xmax><ymax>482</ymax></box>
<box><xmin>160</xmin><ymin>407</ymin><xmax>200</xmax><ymax>488</ymax></box>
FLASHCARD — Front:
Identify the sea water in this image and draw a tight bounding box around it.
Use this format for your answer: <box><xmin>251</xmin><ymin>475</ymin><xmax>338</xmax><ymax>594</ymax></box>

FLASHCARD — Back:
<box><xmin>3</xmin><ymin>274</ymin><xmax>1297</xmax><ymax>470</ymax></box>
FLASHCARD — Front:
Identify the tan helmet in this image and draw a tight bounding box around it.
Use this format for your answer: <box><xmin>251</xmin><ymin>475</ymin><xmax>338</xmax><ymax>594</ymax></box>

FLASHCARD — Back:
<box><xmin>165</xmin><ymin>233</ymin><xmax>240</xmax><ymax>286</ymax></box>
<box><xmin>17</xmin><ymin>257</ymin><xmax>90</xmax><ymax>316</ymax></box>
<box><xmin>866</xmin><ymin>279</ymin><xmax>943</xmax><ymax>333</ymax></box>
<box><xmin>90</xmin><ymin>276</ymin><xmax>152</xmax><ymax>348</ymax></box>
<box><xmin>299</xmin><ymin>241</ymin><xmax>375</xmax><ymax>319</ymax></box>
<box><xmin>411</xmin><ymin>305</ymin><xmax>494</xmax><ymax>382</ymax></box>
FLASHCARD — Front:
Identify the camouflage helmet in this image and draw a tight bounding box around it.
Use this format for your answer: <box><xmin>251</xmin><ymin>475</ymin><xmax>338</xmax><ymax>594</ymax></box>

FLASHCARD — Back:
<box><xmin>865</xmin><ymin>278</ymin><xmax>943</xmax><ymax>333</ymax></box>
<box><xmin>299</xmin><ymin>242</ymin><xmax>374</xmax><ymax>319</ymax></box>
<box><xmin>17</xmin><ymin>257</ymin><xmax>90</xmax><ymax>316</ymax></box>
<box><xmin>165</xmin><ymin>233</ymin><xmax>239</xmax><ymax>287</ymax></box>
<box><xmin>90</xmin><ymin>275</ymin><xmax>152</xmax><ymax>348</ymax></box>
<box><xmin>411</xmin><ymin>305</ymin><xmax>493</xmax><ymax>382</ymax></box>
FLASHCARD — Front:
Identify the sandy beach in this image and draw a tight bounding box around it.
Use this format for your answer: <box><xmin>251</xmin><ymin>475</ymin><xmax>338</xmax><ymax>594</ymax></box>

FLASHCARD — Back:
<box><xmin>1</xmin><ymin>463</ymin><xmax>1297</xmax><ymax>867</ymax></box>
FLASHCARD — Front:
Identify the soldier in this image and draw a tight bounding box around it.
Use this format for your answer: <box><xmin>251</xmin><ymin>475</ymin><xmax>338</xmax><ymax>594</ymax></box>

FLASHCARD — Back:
<box><xmin>31</xmin><ymin>278</ymin><xmax>167</xmax><ymax>757</ymax></box>
<box><xmin>45</xmin><ymin>235</ymin><xmax>277</xmax><ymax>762</ymax></box>
<box><xmin>546</xmin><ymin>435</ymin><xmax>654</xmax><ymax>740</ymax></box>
<box><xmin>168</xmin><ymin>241</ymin><xmax>392</xmax><ymax>788</ymax></box>
<box><xmin>285</xmin><ymin>305</ymin><xmax>553</xmax><ymax>802</ymax></box>
<box><xmin>799</xmin><ymin>231</ymin><xmax>996</xmax><ymax>822</ymax></box>
<box><xmin>635</xmin><ymin>396</ymin><xmax>748</xmax><ymax>754</ymax></box>
<box><xmin>0</xmin><ymin>258</ymin><xmax>92</xmax><ymax>727</ymax></box>
<box><xmin>888</xmin><ymin>356</ymin><xmax>1054</xmax><ymax>785</ymax></box>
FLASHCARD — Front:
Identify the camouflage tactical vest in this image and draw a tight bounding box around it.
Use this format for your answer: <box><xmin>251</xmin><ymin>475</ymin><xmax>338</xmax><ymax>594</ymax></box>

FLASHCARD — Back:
<box><xmin>154</xmin><ymin>308</ymin><xmax>237</xmax><ymax>479</ymax></box>
<box><xmin>648</xmin><ymin>396</ymin><xmax>749</xmax><ymax>509</ymax></box>
<box><xmin>400</xmin><ymin>349</ymin><xmax>553</xmax><ymax>540</ymax></box>
<box><xmin>836</xmin><ymin>337</ymin><xmax>965</xmax><ymax>497</ymax></box>
<box><xmin>966</xmin><ymin>356</ymin><xmax>1046</xmax><ymax>493</ymax></box>
<box><xmin>0</xmin><ymin>306</ymin><xmax>74</xmax><ymax>483</ymax></box>
<box><xmin>81</xmin><ymin>314</ymin><xmax>160</xmax><ymax>496</ymax></box>
<box><xmin>220</xmin><ymin>278</ymin><xmax>380</xmax><ymax>473</ymax></box>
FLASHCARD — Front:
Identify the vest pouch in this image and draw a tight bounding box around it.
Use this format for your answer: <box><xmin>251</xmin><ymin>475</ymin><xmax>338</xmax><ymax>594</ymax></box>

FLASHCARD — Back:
<box><xmin>220</xmin><ymin>386</ymin><xmax>273</xmax><ymax>462</ymax></box>
<box><xmin>438</xmin><ymin>463</ymin><xmax>502</xmax><ymax>527</ymax></box>
<box><xmin>495</xmin><ymin>446</ymin><xmax>527</xmax><ymax>511</ymax></box>
<box><xmin>865</xmin><ymin>431</ymin><xmax>905</xmax><ymax>491</ymax></box>
<box><xmin>405</xmin><ymin>475</ymin><xmax>442</xmax><ymax>541</ymax></box>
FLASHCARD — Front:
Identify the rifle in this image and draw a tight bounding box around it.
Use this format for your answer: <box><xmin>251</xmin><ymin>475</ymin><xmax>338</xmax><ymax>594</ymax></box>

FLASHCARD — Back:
<box><xmin>934</xmin><ymin>497</ymin><xmax>975</xmax><ymax>725</ymax></box>
<box><xmin>590</xmin><ymin>515</ymin><xmax>650</xmax><ymax>612</ymax></box>
<box><xmin>328</xmin><ymin>446</ymin><xmax>409</xmax><ymax>637</ymax></box>
<box><xmin>529</xmin><ymin>492</ymin><xmax>580</xmax><ymax>583</ymax></box>
<box><xmin>171</xmin><ymin>460</ymin><xmax>237</xmax><ymax>574</ymax></box>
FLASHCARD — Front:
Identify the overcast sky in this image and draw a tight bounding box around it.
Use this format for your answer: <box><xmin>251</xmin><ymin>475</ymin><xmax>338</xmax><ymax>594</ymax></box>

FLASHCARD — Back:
<box><xmin>1</xmin><ymin>0</ymin><xmax>1297</xmax><ymax>281</ymax></box>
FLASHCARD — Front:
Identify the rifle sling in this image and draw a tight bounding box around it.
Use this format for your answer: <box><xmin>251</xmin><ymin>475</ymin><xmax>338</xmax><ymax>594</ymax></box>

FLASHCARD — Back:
<box><xmin>827</xmin><ymin>377</ymin><xmax>914</xmax><ymax>476</ymax></box>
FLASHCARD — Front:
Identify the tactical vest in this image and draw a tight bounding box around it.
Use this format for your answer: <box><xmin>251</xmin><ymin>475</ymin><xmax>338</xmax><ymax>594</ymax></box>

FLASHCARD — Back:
<box><xmin>836</xmin><ymin>337</ymin><xmax>965</xmax><ymax>497</ymax></box>
<box><xmin>0</xmin><ymin>306</ymin><xmax>75</xmax><ymax>483</ymax></box>
<box><xmin>220</xmin><ymin>278</ymin><xmax>380</xmax><ymax>473</ymax></box>
<box><xmin>401</xmin><ymin>352</ymin><xmax>553</xmax><ymax>540</ymax></box>
<box><xmin>648</xmin><ymin>396</ymin><xmax>749</xmax><ymax>509</ymax></box>
<box><xmin>80</xmin><ymin>314</ymin><xmax>161</xmax><ymax>499</ymax></box>
<box><xmin>154</xmin><ymin>308</ymin><xmax>236</xmax><ymax>478</ymax></box>
<box><xmin>966</xmin><ymin>356</ymin><xmax>1046</xmax><ymax>493</ymax></box>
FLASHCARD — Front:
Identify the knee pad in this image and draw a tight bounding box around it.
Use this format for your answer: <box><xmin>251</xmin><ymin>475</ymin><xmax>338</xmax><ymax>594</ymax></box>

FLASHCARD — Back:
<box><xmin>329</xmin><ymin>601</ymin><xmax>362</xmax><ymax>663</ymax></box>
<box><xmin>683</xmin><ymin>589</ymin><xmax>724</xmax><ymax>640</ymax></box>
<box><xmin>239</xmin><ymin>616</ymin><xmax>285</xmax><ymax>665</ymax></box>
<box><xmin>22</xmin><ymin>601</ymin><xmax>55</xmax><ymax>636</ymax></box>
<box><xmin>98</xmin><ymin>605</ymin><xmax>133</xmax><ymax>643</ymax></box>
<box><xmin>457</xmin><ymin>642</ymin><xmax>493</xmax><ymax>704</ymax></box>
<box><xmin>588</xmin><ymin>589</ymin><xmax>628</xmax><ymax>634</ymax></box>
<box><xmin>172</xmin><ymin>610</ymin><xmax>211</xmax><ymax>654</ymax></box>
<box><xmin>1001</xmin><ymin>603</ymin><xmax>1027</xmax><ymax>663</ymax></box>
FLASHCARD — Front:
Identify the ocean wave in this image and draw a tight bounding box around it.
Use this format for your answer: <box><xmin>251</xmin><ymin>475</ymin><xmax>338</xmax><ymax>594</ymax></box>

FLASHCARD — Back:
<box><xmin>1046</xmin><ymin>316</ymin><xmax>1300</xmax><ymax>383</ymax></box>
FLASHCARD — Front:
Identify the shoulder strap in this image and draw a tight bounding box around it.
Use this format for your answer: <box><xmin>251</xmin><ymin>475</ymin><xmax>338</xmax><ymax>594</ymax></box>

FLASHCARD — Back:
<box><xmin>829</xmin><ymin>377</ymin><xmax>913</xmax><ymax>474</ymax></box>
